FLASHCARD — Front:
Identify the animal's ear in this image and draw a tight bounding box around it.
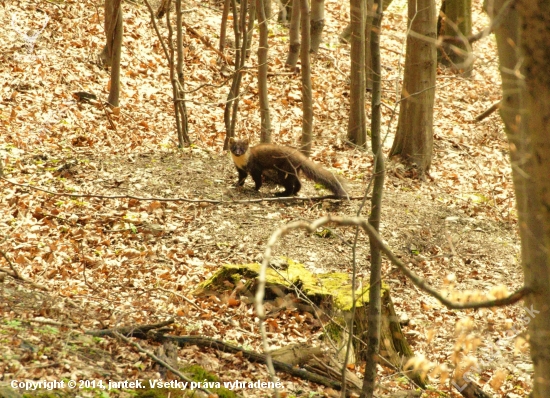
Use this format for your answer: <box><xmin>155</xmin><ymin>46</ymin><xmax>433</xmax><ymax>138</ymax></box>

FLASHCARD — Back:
<box><xmin>229</xmin><ymin>138</ymin><xmax>235</xmax><ymax>144</ymax></box>
<box><xmin>243</xmin><ymin>139</ymin><xmax>249</xmax><ymax>145</ymax></box>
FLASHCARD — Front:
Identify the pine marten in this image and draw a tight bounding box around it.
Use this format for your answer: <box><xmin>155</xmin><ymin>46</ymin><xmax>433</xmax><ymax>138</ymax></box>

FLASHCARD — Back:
<box><xmin>229</xmin><ymin>138</ymin><xmax>348</xmax><ymax>198</ymax></box>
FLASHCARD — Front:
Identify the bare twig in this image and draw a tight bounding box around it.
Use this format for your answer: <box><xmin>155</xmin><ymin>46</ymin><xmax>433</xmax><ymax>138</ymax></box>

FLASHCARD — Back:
<box><xmin>30</xmin><ymin>317</ymin><xmax>79</xmax><ymax>328</ymax></box>
<box><xmin>0</xmin><ymin>265</ymin><xmax>50</xmax><ymax>291</ymax></box>
<box><xmin>86</xmin><ymin>318</ymin><xmax>175</xmax><ymax>338</ymax></box>
<box><xmin>1</xmin><ymin>177</ymin><xmax>363</xmax><ymax>204</ymax></box>
<box><xmin>112</xmin><ymin>331</ymin><xmax>213</xmax><ymax>395</ymax></box>
<box><xmin>181</xmin><ymin>20</ymin><xmax>230</xmax><ymax>64</ymax></box>
<box><xmin>474</xmin><ymin>100</ymin><xmax>501</xmax><ymax>122</ymax></box>
<box><xmin>257</xmin><ymin>216</ymin><xmax>530</xmax><ymax>316</ymax></box>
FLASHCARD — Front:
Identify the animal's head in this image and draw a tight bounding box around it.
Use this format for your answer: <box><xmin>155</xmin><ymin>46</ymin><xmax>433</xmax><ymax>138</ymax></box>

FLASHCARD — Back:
<box><xmin>229</xmin><ymin>138</ymin><xmax>249</xmax><ymax>156</ymax></box>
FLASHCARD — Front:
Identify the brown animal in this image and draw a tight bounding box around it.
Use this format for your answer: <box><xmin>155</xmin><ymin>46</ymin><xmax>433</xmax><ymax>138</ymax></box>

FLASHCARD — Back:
<box><xmin>229</xmin><ymin>138</ymin><xmax>348</xmax><ymax>198</ymax></box>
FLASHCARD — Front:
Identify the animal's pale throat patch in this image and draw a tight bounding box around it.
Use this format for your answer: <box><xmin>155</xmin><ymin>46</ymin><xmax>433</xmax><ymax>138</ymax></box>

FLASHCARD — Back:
<box><xmin>231</xmin><ymin>151</ymin><xmax>250</xmax><ymax>169</ymax></box>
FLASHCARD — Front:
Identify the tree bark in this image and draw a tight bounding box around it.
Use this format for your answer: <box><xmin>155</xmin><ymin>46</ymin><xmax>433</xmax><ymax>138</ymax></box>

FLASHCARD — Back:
<box><xmin>104</xmin><ymin>0</ymin><xmax>123</xmax><ymax>108</ymax></box>
<box><xmin>389</xmin><ymin>0</ymin><xmax>436</xmax><ymax>176</ymax></box>
<box><xmin>347</xmin><ymin>0</ymin><xmax>367</xmax><ymax>148</ymax></box>
<box><xmin>175</xmin><ymin>0</ymin><xmax>190</xmax><ymax>145</ymax></box>
<box><xmin>309</xmin><ymin>0</ymin><xmax>325</xmax><ymax>54</ymax></box>
<box><xmin>362</xmin><ymin>1</ymin><xmax>384</xmax><ymax>396</ymax></box>
<box><xmin>257</xmin><ymin>0</ymin><xmax>271</xmax><ymax>143</ymax></box>
<box><xmin>299</xmin><ymin>0</ymin><xmax>312</xmax><ymax>155</ymax></box>
<box><xmin>229</xmin><ymin>0</ymin><xmax>249</xmax><ymax>138</ymax></box>
<box><xmin>437</xmin><ymin>0</ymin><xmax>473</xmax><ymax>76</ymax></box>
<box><xmin>364</xmin><ymin>0</ymin><xmax>374</xmax><ymax>90</ymax></box>
<box><xmin>218</xmin><ymin>0</ymin><xmax>231</xmax><ymax>55</ymax></box>
<box><xmin>493</xmin><ymin>0</ymin><xmax>550</xmax><ymax>396</ymax></box>
<box><xmin>285</xmin><ymin>0</ymin><xmax>301</xmax><ymax>68</ymax></box>
<box><xmin>223</xmin><ymin>0</ymin><xmax>244</xmax><ymax>148</ymax></box>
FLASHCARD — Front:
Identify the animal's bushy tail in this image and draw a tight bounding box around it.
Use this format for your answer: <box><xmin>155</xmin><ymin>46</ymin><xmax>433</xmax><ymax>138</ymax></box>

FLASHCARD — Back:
<box><xmin>300</xmin><ymin>158</ymin><xmax>349</xmax><ymax>198</ymax></box>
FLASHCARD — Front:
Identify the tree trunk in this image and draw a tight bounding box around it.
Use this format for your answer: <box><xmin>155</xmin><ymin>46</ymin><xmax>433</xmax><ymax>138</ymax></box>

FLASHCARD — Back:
<box><xmin>309</xmin><ymin>0</ymin><xmax>325</xmax><ymax>54</ymax></box>
<box><xmin>175</xmin><ymin>0</ymin><xmax>190</xmax><ymax>145</ymax></box>
<box><xmin>104</xmin><ymin>0</ymin><xmax>123</xmax><ymax>108</ymax></box>
<box><xmin>339</xmin><ymin>0</ymin><xmax>393</xmax><ymax>42</ymax></box>
<box><xmin>263</xmin><ymin>0</ymin><xmax>272</xmax><ymax>19</ymax></box>
<box><xmin>219</xmin><ymin>0</ymin><xmax>231</xmax><ymax>56</ymax></box>
<box><xmin>364</xmin><ymin>0</ymin><xmax>374</xmax><ymax>91</ymax></box>
<box><xmin>493</xmin><ymin>0</ymin><xmax>550</xmax><ymax>396</ymax></box>
<box><xmin>362</xmin><ymin>0</ymin><xmax>384</xmax><ymax>395</ymax></box>
<box><xmin>278</xmin><ymin>0</ymin><xmax>293</xmax><ymax>23</ymax></box>
<box><xmin>347</xmin><ymin>0</ymin><xmax>367</xmax><ymax>148</ymax></box>
<box><xmin>285</xmin><ymin>0</ymin><xmax>301</xmax><ymax>68</ymax></box>
<box><xmin>389</xmin><ymin>0</ymin><xmax>436</xmax><ymax>176</ymax></box>
<box><xmin>299</xmin><ymin>0</ymin><xmax>312</xmax><ymax>155</ymax></box>
<box><xmin>437</xmin><ymin>0</ymin><xmax>473</xmax><ymax>76</ymax></box>
<box><xmin>246</xmin><ymin>0</ymin><xmax>256</xmax><ymax>59</ymax></box>
<box><xmin>257</xmin><ymin>0</ymin><xmax>272</xmax><ymax>143</ymax></box>
<box><xmin>223</xmin><ymin>0</ymin><xmax>244</xmax><ymax>148</ymax></box>
<box><xmin>230</xmin><ymin>0</ymin><xmax>249</xmax><ymax>136</ymax></box>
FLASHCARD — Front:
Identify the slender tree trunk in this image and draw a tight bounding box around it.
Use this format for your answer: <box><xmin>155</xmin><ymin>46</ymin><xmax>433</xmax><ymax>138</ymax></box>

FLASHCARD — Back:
<box><xmin>347</xmin><ymin>0</ymin><xmax>367</xmax><ymax>147</ymax></box>
<box><xmin>493</xmin><ymin>1</ymin><xmax>550</xmax><ymax>396</ymax></box>
<box><xmin>223</xmin><ymin>0</ymin><xmax>243</xmax><ymax>148</ymax></box>
<box><xmin>175</xmin><ymin>0</ymin><xmax>189</xmax><ymax>145</ymax></box>
<box><xmin>229</xmin><ymin>0</ymin><xmax>249</xmax><ymax>137</ymax></box>
<box><xmin>105</xmin><ymin>0</ymin><xmax>123</xmax><ymax>107</ymax></box>
<box><xmin>364</xmin><ymin>0</ymin><xmax>374</xmax><ymax>90</ymax></box>
<box><xmin>246</xmin><ymin>0</ymin><xmax>256</xmax><ymax>58</ymax></box>
<box><xmin>257</xmin><ymin>0</ymin><xmax>271</xmax><ymax>143</ymax></box>
<box><xmin>263</xmin><ymin>0</ymin><xmax>272</xmax><ymax>19</ymax></box>
<box><xmin>278</xmin><ymin>0</ymin><xmax>292</xmax><ymax>23</ymax></box>
<box><xmin>166</xmin><ymin>0</ymin><xmax>184</xmax><ymax>145</ymax></box>
<box><xmin>438</xmin><ymin>0</ymin><xmax>473</xmax><ymax>76</ymax></box>
<box><xmin>285</xmin><ymin>0</ymin><xmax>301</xmax><ymax>68</ymax></box>
<box><xmin>309</xmin><ymin>0</ymin><xmax>324</xmax><ymax>54</ymax></box>
<box><xmin>219</xmin><ymin>0</ymin><xmax>231</xmax><ymax>56</ymax></box>
<box><xmin>389</xmin><ymin>0</ymin><xmax>436</xmax><ymax>176</ymax></box>
<box><xmin>223</xmin><ymin>0</ymin><xmax>250</xmax><ymax>148</ymax></box>
<box><xmin>361</xmin><ymin>0</ymin><xmax>384</xmax><ymax>397</ymax></box>
<box><xmin>143</xmin><ymin>0</ymin><xmax>190</xmax><ymax>145</ymax></box>
<box><xmin>339</xmin><ymin>0</ymin><xmax>392</xmax><ymax>42</ymax></box>
<box><xmin>299</xmin><ymin>0</ymin><xmax>312</xmax><ymax>155</ymax></box>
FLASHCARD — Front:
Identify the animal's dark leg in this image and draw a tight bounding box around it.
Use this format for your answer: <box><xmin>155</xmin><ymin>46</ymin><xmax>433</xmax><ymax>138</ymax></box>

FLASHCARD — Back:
<box><xmin>250</xmin><ymin>169</ymin><xmax>263</xmax><ymax>191</ymax></box>
<box><xmin>276</xmin><ymin>174</ymin><xmax>298</xmax><ymax>197</ymax></box>
<box><xmin>236</xmin><ymin>169</ymin><xmax>248</xmax><ymax>186</ymax></box>
<box><xmin>292</xmin><ymin>177</ymin><xmax>301</xmax><ymax>195</ymax></box>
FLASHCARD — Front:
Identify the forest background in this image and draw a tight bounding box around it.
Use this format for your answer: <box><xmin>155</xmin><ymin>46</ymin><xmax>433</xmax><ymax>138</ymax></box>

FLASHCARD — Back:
<box><xmin>0</xmin><ymin>0</ymin><xmax>532</xmax><ymax>397</ymax></box>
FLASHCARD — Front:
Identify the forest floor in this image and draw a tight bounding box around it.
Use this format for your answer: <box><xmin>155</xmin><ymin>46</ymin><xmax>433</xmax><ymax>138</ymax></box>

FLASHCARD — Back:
<box><xmin>0</xmin><ymin>0</ymin><xmax>532</xmax><ymax>397</ymax></box>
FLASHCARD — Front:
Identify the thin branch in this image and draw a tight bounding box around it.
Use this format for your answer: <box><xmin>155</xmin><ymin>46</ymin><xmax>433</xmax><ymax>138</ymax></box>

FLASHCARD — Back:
<box><xmin>1</xmin><ymin>177</ymin><xmax>363</xmax><ymax>204</ymax></box>
<box><xmin>474</xmin><ymin>100</ymin><xmax>501</xmax><ymax>122</ymax></box>
<box><xmin>181</xmin><ymin>20</ymin><xmax>230</xmax><ymax>63</ymax></box>
<box><xmin>0</xmin><ymin>264</ymin><xmax>50</xmax><ymax>291</ymax></box>
<box><xmin>86</xmin><ymin>319</ymin><xmax>175</xmax><ymax>338</ymax></box>
<box><xmin>258</xmin><ymin>216</ymin><xmax>531</xmax><ymax>313</ymax></box>
<box><xmin>112</xmin><ymin>331</ymin><xmax>214</xmax><ymax>395</ymax></box>
<box><xmin>30</xmin><ymin>318</ymin><xmax>79</xmax><ymax>328</ymax></box>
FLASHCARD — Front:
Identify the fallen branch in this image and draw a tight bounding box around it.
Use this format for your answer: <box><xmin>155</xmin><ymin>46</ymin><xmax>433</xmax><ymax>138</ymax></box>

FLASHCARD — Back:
<box><xmin>0</xmin><ymin>262</ymin><xmax>49</xmax><ymax>291</ymax></box>
<box><xmin>474</xmin><ymin>100</ymin><xmax>501</xmax><ymax>122</ymax></box>
<box><xmin>181</xmin><ymin>21</ymin><xmax>230</xmax><ymax>64</ymax></box>
<box><xmin>30</xmin><ymin>317</ymin><xmax>79</xmax><ymax>328</ymax></box>
<box><xmin>1</xmin><ymin>177</ymin><xmax>364</xmax><ymax>203</ymax></box>
<box><xmin>112</xmin><ymin>331</ymin><xmax>213</xmax><ymax>395</ymax></box>
<box><xmin>86</xmin><ymin>318</ymin><xmax>175</xmax><ymax>338</ymax></box>
<box><xmin>149</xmin><ymin>334</ymin><xmax>361</xmax><ymax>395</ymax></box>
<box><xmin>257</xmin><ymin>216</ymin><xmax>530</xmax><ymax>313</ymax></box>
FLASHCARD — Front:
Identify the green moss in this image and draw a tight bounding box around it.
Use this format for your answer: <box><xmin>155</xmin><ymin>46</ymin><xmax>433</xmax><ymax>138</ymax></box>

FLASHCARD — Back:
<box><xmin>181</xmin><ymin>365</ymin><xmax>237</xmax><ymax>398</ymax></box>
<box><xmin>194</xmin><ymin>257</ymin><xmax>388</xmax><ymax>311</ymax></box>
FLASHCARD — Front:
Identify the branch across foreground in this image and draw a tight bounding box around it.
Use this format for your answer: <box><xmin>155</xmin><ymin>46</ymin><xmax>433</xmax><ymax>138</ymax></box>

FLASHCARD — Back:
<box><xmin>1</xmin><ymin>177</ymin><xmax>364</xmax><ymax>203</ymax></box>
<box><xmin>85</xmin><ymin>322</ymin><xmax>360</xmax><ymax>395</ymax></box>
<box><xmin>257</xmin><ymin>215</ymin><xmax>530</xmax><ymax>313</ymax></box>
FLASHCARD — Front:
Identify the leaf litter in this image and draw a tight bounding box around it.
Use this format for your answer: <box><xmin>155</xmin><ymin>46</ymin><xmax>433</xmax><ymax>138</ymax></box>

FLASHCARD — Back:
<box><xmin>0</xmin><ymin>0</ymin><xmax>531</xmax><ymax>396</ymax></box>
